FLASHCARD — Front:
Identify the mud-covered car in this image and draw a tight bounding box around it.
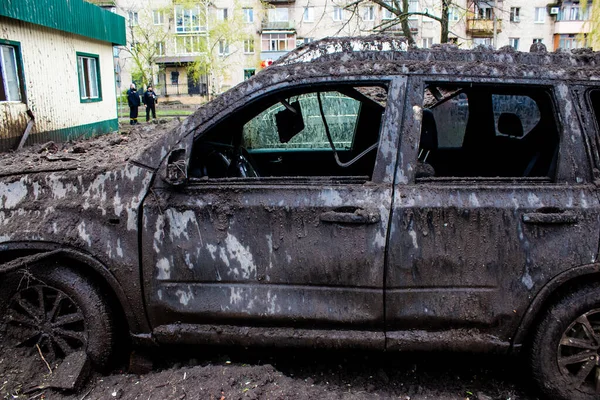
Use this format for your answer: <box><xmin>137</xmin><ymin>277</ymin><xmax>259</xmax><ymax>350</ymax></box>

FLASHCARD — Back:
<box><xmin>2</xmin><ymin>36</ymin><xmax>600</xmax><ymax>400</ymax></box>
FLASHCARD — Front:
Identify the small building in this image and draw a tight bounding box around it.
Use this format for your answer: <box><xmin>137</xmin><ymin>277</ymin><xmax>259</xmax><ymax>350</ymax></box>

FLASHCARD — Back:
<box><xmin>0</xmin><ymin>0</ymin><xmax>125</xmax><ymax>151</ymax></box>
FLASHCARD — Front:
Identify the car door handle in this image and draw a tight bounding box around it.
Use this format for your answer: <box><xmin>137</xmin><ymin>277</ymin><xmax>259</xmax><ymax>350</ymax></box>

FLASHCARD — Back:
<box><xmin>522</xmin><ymin>211</ymin><xmax>578</xmax><ymax>224</ymax></box>
<box><xmin>320</xmin><ymin>209</ymin><xmax>380</xmax><ymax>224</ymax></box>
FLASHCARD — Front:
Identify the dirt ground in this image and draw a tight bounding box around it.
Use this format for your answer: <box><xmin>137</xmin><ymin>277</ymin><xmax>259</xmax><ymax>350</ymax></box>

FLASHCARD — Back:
<box><xmin>0</xmin><ymin>337</ymin><xmax>541</xmax><ymax>400</ymax></box>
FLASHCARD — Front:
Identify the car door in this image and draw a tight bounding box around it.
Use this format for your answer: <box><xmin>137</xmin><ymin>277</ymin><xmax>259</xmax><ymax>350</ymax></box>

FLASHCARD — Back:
<box><xmin>385</xmin><ymin>76</ymin><xmax>600</xmax><ymax>349</ymax></box>
<box><xmin>141</xmin><ymin>77</ymin><xmax>405</xmax><ymax>344</ymax></box>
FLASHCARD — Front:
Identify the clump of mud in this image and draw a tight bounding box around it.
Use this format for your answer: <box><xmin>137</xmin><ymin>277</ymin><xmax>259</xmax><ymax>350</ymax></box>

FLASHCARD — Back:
<box><xmin>0</xmin><ymin>120</ymin><xmax>180</xmax><ymax>177</ymax></box>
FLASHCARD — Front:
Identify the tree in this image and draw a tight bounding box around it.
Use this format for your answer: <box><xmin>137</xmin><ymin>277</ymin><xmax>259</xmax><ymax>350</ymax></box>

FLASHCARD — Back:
<box><xmin>187</xmin><ymin>0</ymin><xmax>263</xmax><ymax>97</ymax></box>
<box><xmin>581</xmin><ymin>0</ymin><xmax>600</xmax><ymax>49</ymax></box>
<box><xmin>343</xmin><ymin>0</ymin><xmax>453</xmax><ymax>45</ymax></box>
<box><xmin>120</xmin><ymin>4</ymin><xmax>172</xmax><ymax>87</ymax></box>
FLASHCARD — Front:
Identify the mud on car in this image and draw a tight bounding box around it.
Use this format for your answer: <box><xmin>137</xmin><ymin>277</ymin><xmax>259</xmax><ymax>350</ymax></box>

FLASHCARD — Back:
<box><xmin>2</xmin><ymin>36</ymin><xmax>600</xmax><ymax>400</ymax></box>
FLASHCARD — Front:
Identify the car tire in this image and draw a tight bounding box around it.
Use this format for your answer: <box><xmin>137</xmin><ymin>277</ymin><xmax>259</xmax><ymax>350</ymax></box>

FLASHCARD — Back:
<box><xmin>0</xmin><ymin>264</ymin><xmax>115</xmax><ymax>369</ymax></box>
<box><xmin>531</xmin><ymin>284</ymin><xmax>600</xmax><ymax>400</ymax></box>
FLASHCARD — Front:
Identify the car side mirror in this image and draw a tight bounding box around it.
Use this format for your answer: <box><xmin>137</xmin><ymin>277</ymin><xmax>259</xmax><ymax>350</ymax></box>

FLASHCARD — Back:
<box><xmin>164</xmin><ymin>148</ymin><xmax>188</xmax><ymax>186</ymax></box>
<box><xmin>276</xmin><ymin>100</ymin><xmax>304</xmax><ymax>143</ymax></box>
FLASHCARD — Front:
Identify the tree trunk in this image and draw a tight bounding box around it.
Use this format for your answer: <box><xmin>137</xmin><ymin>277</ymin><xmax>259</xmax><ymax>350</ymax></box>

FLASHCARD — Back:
<box><xmin>401</xmin><ymin>0</ymin><xmax>415</xmax><ymax>45</ymax></box>
<box><xmin>440</xmin><ymin>0</ymin><xmax>450</xmax><ymax>43</ymax></box>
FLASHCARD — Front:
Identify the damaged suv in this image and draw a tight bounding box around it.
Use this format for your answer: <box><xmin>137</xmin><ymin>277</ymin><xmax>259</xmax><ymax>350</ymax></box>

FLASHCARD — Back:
<box><xmin>2</xmin><ymin>37</ymin><xmax>600</xmax><ymax>400</ymax></box>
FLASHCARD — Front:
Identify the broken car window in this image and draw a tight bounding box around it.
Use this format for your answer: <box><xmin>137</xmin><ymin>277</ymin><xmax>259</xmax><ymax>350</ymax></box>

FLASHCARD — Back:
<box><xmin>188</xmin><ymin>85</ymin><xmax>387</xmax><ymax>180</ymax></box>
<box><xmin>417</xmin><ymin>84</ymin><xmax>559</xmax><ymax>180</ymax></box>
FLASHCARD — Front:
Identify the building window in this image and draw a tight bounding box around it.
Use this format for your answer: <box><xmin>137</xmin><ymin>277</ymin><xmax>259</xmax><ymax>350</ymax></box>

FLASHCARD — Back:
<box><xmin>304</xmin><ymin>37</ymin><xmax>314</xmax><ymax>44</ymax></box>
<box><xmin>243</xmin><ymin>39</ymin><xmax>255</xmax><ymax>54</ymax></box>
<box><xmin>533</xmin><ymin>38</ymin><xmax>543</xmax><ymax>44</ymax></box>
<box><xmin>408</xmin><ymin>0</ymin><xmax>418</xmax><ymax>19</ymax></box>
<box><xmin>304</xmin><ymin>7</ymin><xmax>315</xmax><ymax>22</ymax></box>
<box><xmin>473</xmin><ymin>37</ymin><xmax>492</xmax><ymax>47</ymax></box>
<box><xmin>476</xmin><ymin>5</ymin><xmax>492</xmax><ymax>19</ymax></box>
<box><xmin>76</xmin><ymin>52</ymin><xmax>101</xmax><ymax>102</ymax></box>
<box><xmin>333</xmin><ymin>6</ymin><xmax>344</xmax><ymax>21</ymax></box>
<box><xmin>558</xmin><ymin>34</ymin><xmax>581</xmax><ymax>49</ymax></box>
<box><xmin>217</xmin><ymin>8</ymin><xmax>228</xmax><ymax>21</ymax></box>
<box><xmin>421</xmin><ymin>37</ymin><xmax>433</xmax><ymax>48</ymax></box>
<box><xmin>0</xmin><ymin>42</ymin><xmax>23</xmax><ymax>102</ymax></box>
<box><xmin>448</xmin><ymin>7</ymin><xmax>460</xmax><ymax>21</ymax></box>
<box><xmin>156</xmin><ymin>41</ymin><xmax>165</xmax><ymax>56</ymax></box>
<box><xmin>153</xmin><ymin>10</ymin><xmax>165</xmax><ymax>25</ymax></box>
<box><xmin>362</xmin><ymin>6</ymin><xmax>375</xmax><ymax>20</ymax></box>
<box><xmin>243</xmin><ymin>8</ymin><xmax>254</xmax><ymax>23</ymax></box>
<box><xmin>218</xmin><ymin>40</ymin><xmax>229</xmax><ymax>56</ymax></box>
<box><xmin>534</xmin><ymin>7</ymin><xmax>546</xmax><ymax>23</ymax></box>
<box><xmin>268</xmin><ymin>8</ymin><xmax>289</xmax><ymax>22</ymax></box>
<box><xmin>244</xmin><ymin>69</ymin><xmax>255</xmax><ymax>80</ymax></box>
<box><xmin>262</xmin><ymin>33</ymin><xmax>292</xmax><ymax>51</ymax></box>
<box><xmin>175</xmin><ymin>5</ymin><xmax>203</xmax><ymax>33</ymax></box>
<box><xmin>175</xmin><ymin>35</ymin><xmax>203</xmax><ymax>54</ymax></box>
<box><xmin>509</xmin><ymin>37</ymin><xmax>519</xmax><ymax>50</ymax></box>
<box><xmin>510</xmin><ymin>7</ymin><xmax>520</xmax><ymax>22</ymax></box>
<box><xmin>128</xmin><ymin>11</ymin><xmax>138</xmax><ymax>26</ymax></box>
<box><xmin>559</xmin><ymin>6</ymin><xmax>587</xmax><ymax>21</ymax></box>
<box><xmin>382</xmin><ymin>1</ymin><xmax>394</xmax><ymax>19</ymax></box>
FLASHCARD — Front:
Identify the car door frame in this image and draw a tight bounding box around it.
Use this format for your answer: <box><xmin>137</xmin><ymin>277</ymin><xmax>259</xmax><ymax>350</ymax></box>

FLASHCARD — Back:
<box><xmin>141</xmin><ymin>75</ymin><xmax>407</xmax><ymax>347</ymax></box>
<box><xmin>384</xmin><ymin>74</ymin><xmax>600</xmax><ymax>352</ymax></box>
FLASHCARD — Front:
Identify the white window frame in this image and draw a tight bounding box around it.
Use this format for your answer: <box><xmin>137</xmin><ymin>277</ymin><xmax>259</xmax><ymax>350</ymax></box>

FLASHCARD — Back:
<box><xmin>303</xmin><ymin>6</ymin><xmax>315</xmax><ymax>22</ymax></box>
<box><xmin>217</xmin><ymin>8</ymin><xmax>228</xmax><ymax>21</ymax></box>
<box><xmin>534</xmin><ymin>7</ymin><xmax>546</xmax><ymax>23</ymax></box>
<box><xmin>509</xmin><ymin>37</ymin><xmax>520</xmax><ymax>50</ymax></box>
<box><xmin>268</xmin><ymin>8</ymin><xmax>289</xmax><ymax>22</ymax></box>
<box><xmin>156</xmin><ymin>41</ymin><xmax>165</xmax><ymax>56</ymax></box>
<box><xmin>510</xmin><ymin>7</ymin><xmax>520</xmax><ymax>22</ymax></box>
<box><xmin>382</xmin><ymin>2</ymin><xmax>394</xmax><ymax>20</ymax></box>
<box><xmin>243</xmin><ymin>39</ymin><xmax>255</xmax><ymax>54</ymax></box>
<box><xmin>175</xmin><ymin>35</ymin><xmax>203</xmax><ymax>54</ymax></box>
<box><xmin>333</xmin><ymin>6</ymin><xmax>345</xmax><ymax>21</ymax></box>
<box><xmin>448</xmin><ymin>6</ymin><xmax>460</xmax><ymax>21</ymax></box>
<box><xmin>175</xmin><ymin>5</ymin><xmax>203</xmax><ymax>33</ymax></box>
<box><xmin>0</xmin><ymin>43</ymin><xmax>22</xmax><ymax>102</ymax></box>
<box><xmin>262</xmin><ymin>33</ymin><xmax>290</xmax><ymax>52</ymax></box>
<box><xmin>362</xmin><ymin>6</ymin><xmax>375</xmax><ymax>21</ymax></box>
<box><xmin>421</xmin><ymin>37</ymin><xmax>433</xmax><ymax>48</ymax></box>
<box><xmin>153</xmin><ymin>10</ymin><xmax>165</xmax><ymax>25</ymax></box>
<box><xmin>77</xmin><ymin>53</ymin><xmax>101</xmax><ymax>102</ymax></box>
<box><xmin>218</xmin><ymin>40</ymin><xmax>230</xmax><ymax>56</ymax></box>
<box><xmin>128</xmin><ymin>11</ymin><xmax>138</xmax><ymax>26</ymax></box>
<box><xmin>243</xmin><ymin>8</ymin><xmax>254</xmax><ymax>23</ymax></box>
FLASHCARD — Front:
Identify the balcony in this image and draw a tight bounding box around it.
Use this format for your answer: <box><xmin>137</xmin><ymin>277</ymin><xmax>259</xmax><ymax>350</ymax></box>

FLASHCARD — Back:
<box><xmin>467</xmin><ymin>18</ymin><xmax>502</xmax><ymax>35</ymax></box>
<box><xmin>554</xmin><ymin>20</ymin><xmax>589</xmax><ymax>34</ymax></box>
<box><xmin>261</xmin><ymin>21</ymin><xmax>296</xmax><ymax>31</ymax></box>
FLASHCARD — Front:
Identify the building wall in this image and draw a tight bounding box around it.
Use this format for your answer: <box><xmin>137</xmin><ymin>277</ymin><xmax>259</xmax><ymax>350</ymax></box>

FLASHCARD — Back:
<box><xmin>0</xmin><ymin>17</ymin><xmax>118</xmax><ymax>149</ymax></box>
<box><xmin>113</xmin><ymin>0</ymin><xmax>594</xmax><ymax>101</ymax></box>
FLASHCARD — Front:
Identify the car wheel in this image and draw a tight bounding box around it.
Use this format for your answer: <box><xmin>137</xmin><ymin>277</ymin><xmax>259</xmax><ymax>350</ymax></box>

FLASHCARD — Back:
<box><xmin>531</xmin><ymin>284</ymin><xmax>600</xmax><ymax>400</ymax></box>
<box><xmin>1</xmin><ymin>264</ymin><xmax>115</xmax><ymax>369</ymax></box>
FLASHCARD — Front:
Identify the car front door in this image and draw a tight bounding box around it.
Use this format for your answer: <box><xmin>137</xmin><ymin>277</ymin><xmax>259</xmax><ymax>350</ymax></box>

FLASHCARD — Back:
<box><xmin>385</xmin><ymin>77</ymin><xmax>600</xmax><ymax>349</ymax></box>
<box><xmin>142</xmin><ymin>77</ymin><xmax>405</xmax><ymax>345</ymax></box>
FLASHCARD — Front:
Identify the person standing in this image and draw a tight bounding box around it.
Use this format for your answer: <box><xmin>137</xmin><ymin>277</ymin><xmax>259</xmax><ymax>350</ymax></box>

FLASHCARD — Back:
<box><xmin>127</xmin><ymin>83</ymin><xmax>141</xmax><ymax>125</ymax></box>
<box><xmin>143</xmin><ymin>85</ymin><xmax>158</xmax><ymax>122</ymax></box>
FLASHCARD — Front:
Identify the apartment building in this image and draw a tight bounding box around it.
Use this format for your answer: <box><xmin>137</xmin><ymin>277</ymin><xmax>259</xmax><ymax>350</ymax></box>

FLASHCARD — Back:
<box><xmin>89</xmin><ymin>0</ymin><xmax>594</xmax><ymax>102</ymax></box>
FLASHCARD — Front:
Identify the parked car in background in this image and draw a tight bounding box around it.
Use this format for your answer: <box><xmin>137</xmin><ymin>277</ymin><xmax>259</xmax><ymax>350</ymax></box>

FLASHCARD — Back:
<box><xmin>2</xmin><ymin>37</ymin><xmax>600</xmax><ymax>400</ymax></box>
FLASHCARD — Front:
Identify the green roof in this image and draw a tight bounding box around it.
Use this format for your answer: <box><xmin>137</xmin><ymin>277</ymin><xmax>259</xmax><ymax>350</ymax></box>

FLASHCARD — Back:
<box><xmin>0</xmin><ymin>0</ymin><xmax>126</xmax><ymax>46</ymax></box>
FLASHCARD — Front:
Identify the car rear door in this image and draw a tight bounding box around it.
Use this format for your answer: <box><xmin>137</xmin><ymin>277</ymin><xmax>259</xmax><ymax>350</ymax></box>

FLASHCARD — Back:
<box><xmin>141</xmin><ymin>77</ymin><xmax>406</xmax><ymax>344</ymax></box>
<box><xmin>385</xmin><ymin>76</ymin><xmax>600</xmax><ymax>349</ymax></box>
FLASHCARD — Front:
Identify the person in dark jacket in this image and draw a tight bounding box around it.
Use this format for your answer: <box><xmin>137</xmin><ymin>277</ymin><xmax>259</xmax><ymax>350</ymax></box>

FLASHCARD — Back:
<box><xmin>142</xmin><ymin>85</ymin><xmax>158</xmax><ymax>122</ymax></box>
<box><xmin>127</xmin><ymin>83</ymin><xmax>141</xmax><ymax>125</ymax></box>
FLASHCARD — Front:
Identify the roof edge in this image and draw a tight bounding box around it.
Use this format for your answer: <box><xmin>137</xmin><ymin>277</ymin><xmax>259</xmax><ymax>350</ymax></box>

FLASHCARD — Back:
<box><xmin>0</xmin><ymin>0</ymin><xmax>126</xmax><ymax>46</ymax></box>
